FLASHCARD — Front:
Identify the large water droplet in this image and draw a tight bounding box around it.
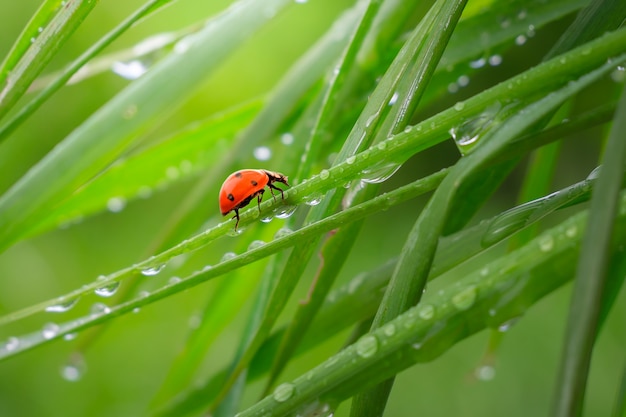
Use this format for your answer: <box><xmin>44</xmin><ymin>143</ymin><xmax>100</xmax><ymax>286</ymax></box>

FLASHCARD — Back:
<box><xmin>42</xmin><ymin>323</ymin><xmax>60</xmax><ymax>339</ymax></box>
<box><xmin>274</xmin><ymin>227</ymin><xmax>293</xmax><ymax>239</ymax></box>
<box><xmin>449</xmin><ymin>103</ymin><xmax>501</xmax><ymax>155</ymax></box>
<box><xmin>360</xmin><ymin>162</ymin><xmax>401</xmax><ymax>184</ymax></box>
<box><xmin>273</xmin><ymin>382</ymin><xmax>295</xmax><ymax>402</ymax></box>
<box><xmin>248</xmin><ymin>240</ymin><xmax>265</xmax><ymax>250</ymax></box>
<box><xmin>111</xmin><ymin>60</ymin><xmax>149</xmax><ymax>80</ymax></box>
<box><xmin>303</xmin><ymin>193</ymin><xmax>323</xmax><ymax>206</ymax></box>
<box><xmin>221</xmin><ymin>252</ymin><xmax>236</xmax><ymax>262</ymax></box>
<box><xmin>94</xmin><ymin>281</ymin><xmax>120</xmax><ymax>298</ymax></box>
<box><xmin>451</xmin><ymin>285</ymin><xmax>477</xmax><ymax>311</ymax></box>
<box><xmin>141</xmin><ymin>264</ymin><xmax>165</xmax><ymax>276</ymax></box>
<box><xmin>275</xmin><ymin>205</ymin><xmax>296</xmax><ymax>219</ymax></box>
<box><xmin>45</xmin><ymin>298</ymin><xmax>79</xmax><ymax>313</ymax></box>
<box><xmin>355</xmin><ymin>334</ymin><xmax>379</xmax><ymax>358</ymax></box>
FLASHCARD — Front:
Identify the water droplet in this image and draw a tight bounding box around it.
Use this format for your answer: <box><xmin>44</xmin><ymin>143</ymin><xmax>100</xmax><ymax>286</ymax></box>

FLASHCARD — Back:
<box><xmin>382</xmin><ymin>323</ymin><xmax>396</xmax><ymax>336</ymax></box>
<box><xmin>475</xmin><ymin>365</ymin><xmax>496</xmax><ymax>381</ymax></box>
<box><xmin>526</xmin><ymin>24</ymin><xmax>536</xmax><ymax>37</ymax></box>
<box><xmin>448</xmin><ymin>82</ymin><xmax>460</xmax><ymax>93</ymax></box>
<box><xmin>281</xmin><ymin>132</ymin><xmax>294</xmax><ymax>145</ymax></box>
<box><xmin>355</xmin><ymin>334</ymin><xmax>378</xmax><ymax>358</ymax></box>
<box><xmin>488</xmin><ymin>55</ymin><xmax>502</xmax><ymax>66</ymax></box>
<box><xmin>248</xmin><ymin>240</ymin><xmax>265</xmax><ymax>250</ymax></box>
<box><xmin>469</xmin><ymin>57</ymin><xmax>486</xmax><ymax>69</ymax></box>
<box><xmin>221</xmin><ymin>252</ymin><xmax>236</xmax><ymax>262</ymax></box>
<box><xmin>304</xmin><ymin>193</ymin><xmax>323</xmax><ymax>206</ymax></box>
<box><xmin>565</xmin><ymin>225</ymin><xmax>578</xmax><ymax>238</ymax></box>
<box><xmin>38</xmin><ymin>27</ymin><xmax>44</xmax><ymax>33</ymax></box>
<box><xmin>63</xmin><ymin>333</ymin><xmax>77</xmax><ymax>341</ymax></box>
<box><xmin>253</xmin><ymin>146</ymin><xmax>272</xmax><ymax>161</ymax></box>
<box><xmin>111</xmin><ymin>60</ymin><xmax>149</xmax><ymax>80</ymax></box>
<box><xmin>107</xmin><ymin>197</ymin><xmax>126</xmax><ymax>213</ymax></box>
<box><xmin>497</xmin><ymin>316</ymin><xmax>521</xmax><ymax>332</ymax></box>
<box><xmin>275</xmin><ymin>205</ymin><xmax>296</xmax><ymax>219</ymax></box>
<box><xmin>451</xmin><ymin>285</ymin><xmax>477</xmax><ymax>311</ymax></box>
<box><xmin>360</xmin><ymin>162</ymin><xmax>401</xmax><ymax>184</ymax></box>
<box><xmin>388</xmin><ymin>92</ymin><xmax>399</xmax><ymax>106</ymax></box>
<box><xmin>274</xmin><ymin>227</ymin><xmax>293</xmax><ymax>239</ymax></box>
<box><xmin>42</xmin><ymin>323</ymin><xmax>60</xmax><ymax>339</ymax></box>
<box><xmin>517</xmin><ymin>9</ymin><xmax>527</xmax><ymax>20</ymax></box>
<box><xmin>30</xmin><ymin>37</ymin><xmax>36</xmax><ymax>43</ymax></box>
<box><xmin>166</xmin><ymin>166</ymin><xmax>180</xmax><ymax>180</ymax></box>
<box><xmin>454</xmin><ymin>102</ymin><xmax>465</xmax><ymax>111</ymax></box>
<box><xmin>123</xmin><ymin>104</ymin><xmax>138</xmax><ymax>119</ymax></box>
<box><xmin>60</xmin><ymin>354</ymin><xmax>86</xmax><ymax>382</ymax></box>
<box><xmin>45</xmin><ymin>298</ymin><xmax>79</xmax><ymax>313</ymax></box>
<box><xmin>294</xmin><ymin>0</ymin><xmax>308</xmax><ymax>3</ymax></box>
<box><xmin>169</xmin><ymin>276</ymin><xmax>182</xmax><ymax>285</ymax></box>
<box><xmin>449</xmin><ymin>103</ymin><xmax>501</xmax><ymax>154</ymax></box>
<box><xmin>273</xmin><ymin>382</ymin><xmax>295</xmax><ymax>402</ymax></box>
<box><xmin>4</xmin><ymin>337</ymin><xmax>20</xmax><ymax>351</ymax></box>
<box><xmin>90</xmin><ymin>302</ymin><xmax>111</xmax><ymax>315</ymax></box>
<box><xmin>346</xmin><ymin>156</ymin><xmax>356</xmax><ymax>164</ymax></box>
<box><xmin>141</xmin><ymin>264</ymin><xmax>165</xmax><ymax>276</ymax></box>
<box><xmin>538</xmin><ymin>235</ymin><xmax>554</xmax><ymax>252</ymax></box>
<box><xmin>611</xmin><ymin>66</ymin><xmax>626</xmax><ymax>83</ymax></box>
<box><xmin>319</xmin><ymin>169</ymin><xmax>330</xmax><ymax>180</ymax></box>
<box><xmin>515</xmin><ymin>35</ymin><xmax>527</xmax><ymax>45</ymax></box>
<box><xmin>94</xmin><ymin>281</ymin><xmax>120</xmax><ymax>297</ymax></box>
<box><xmin>260</xmin><ymin>214</ymin><xmax>273</xmax><ymax>223</ymax></box>
<box><xmin>418</xmin><ymin>304</ymin><xmax>435</xmax><ymax>320</ymax></box>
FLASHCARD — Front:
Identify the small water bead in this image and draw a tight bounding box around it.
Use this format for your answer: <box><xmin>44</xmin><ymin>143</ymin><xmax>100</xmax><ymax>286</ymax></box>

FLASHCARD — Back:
<box><xmin>451</xmin><ymin>285</ymin><xmax>478</xmax><ymax>311</ymax></box>
<box><xmin>454</xmin><ymin>102</ymin><xmax>465</xmax><ymax>111</ymax></box>
<box><xmin>565</xmin><ymin>225</ymin><xmax>578</xmax><ymax>238</ymax></box>
<box><xmin>141</xmin><ymin>264</ymin><xmax>165</xmax><ymax>276</ymax></box>
<box><xmin>319</xmin><ymin>169</ymin><xmax>330</xmax><ymax>180</ymax></box>
<box><xmin>469</xmin><ymin>57</ymin><xmax>486</xmax><ymax>69</ymax></box>
<box><xmin>63</xmin><ymin>333</ymin><xmax>78</xmax><ymax>341</ymax></box>
<box><xmin>475</xmin><ymin>365</ymin><xmax>496</xmax><ymax>381</ymax></box>
<box><xmin>248</xmin><ymin>240</ymin><xmax>266</xmax><ymax>250</ymax></box>
<box><xmin>139</xmin><ymin>290</ymin><xmax>150</xmax><ymax>298</ymax></box>
<box><xmin>90</xmin><ymin>302</ymin><xmax>111</xmax><ymax>315</ymax></box>
<box><xmin>274</xmin><ymin>227</ymin><xmax>293</xmax><ymax>239</ymax></box>
<box><xmin>253</xmin><ymin>146</ymin><xmax>272</xmax><ymax>161</ymax></box>
<box><xmin>4</xmin><ymin>337</ymin><xmax>20</xmax><ymax>352</ymax></box>
<box><xmin>538</xmin><ymin>235</ymin><xmax>554</xmax><ymax>252</ymax></box>
<box><xmin>60</xmin><ymin>355</ymin><xmax>86</xmax><ymax>382</ymax></box>
<box><xmin>260</xmin><ymin>214</ymin><xmax>274</xmax><ymax>223</ymax></box>
<box><xmin>42</xmin><ymin>323</ymin><xmax>60</xmax><ymax>340</ymax></box>
<box><xmin>355</xmin><ymin>334</ymin><xmax>379</xmax><ymax>358</ymax></box>
<box><xmin>497</xmin><ymin>316</ymin><xmax>521</xmax><ymax>332</ymax></box>
<box><xmin>273</xmin><ymin>382</ymin><xmax>295</xmax><ymax>402</ymax></box>
<box><xmin>418</xmin><ymin>304</ymin><xmax>435</xmax><ymax>320</ymax></box>
<box><xmin>281</xmin><ymin>132</ymin><xmax>294</xmax><ymax>145</ymax></box>
<box><xmin>168</xmin><ymin>276</ymin><xmax>182</xmax><ymax>285</ymax></box>
<box><xmin>45</xmin><ymin>298</ymin><xmax>79</xmax><ymax>313</ymax></box>
<box><xmin>382</xmin><ymin>323</ymin><xmax>396</xmax><ymax>337</ymax></box>
<box><xmin>221</xmin><ymin>252</ymin><xmax>237</xmax><ymax>262</ymax></box>
<box><xmin>107</xmin><ymin>197</ymin><xmax>126</xmax><ymax>213</ymax></box>
<box><xmin>488</xmin><ymin>55</ymin><xmax>502</xmax><ymax>66</ymax></box>
<box><xmin>94</xmin><ymin>281</ymin><xmax>120</xmax><ymax>298</ymax></box>
<box><xmin>166</xmin><ymin>166</ymin><xmax>180</xmax><ymax>180</ymax></box>
<box><xmin>611</xmin><ymin>66</ymin><xmax>626</xmax><ymax>83</ymax></box>
<box><xmin>515</xmin><ymin>35</ymin><xmax>527</xmax><ymax>46</ymax></box>
<box><xmin>122</xmin><ymin>104</ymin><xmax>138</xmax><ymax>120</ymax></box>
<box><xmin>346</xmin><ymin>156</ymin><xmax>356</xmax><ymax>164</ymax></box>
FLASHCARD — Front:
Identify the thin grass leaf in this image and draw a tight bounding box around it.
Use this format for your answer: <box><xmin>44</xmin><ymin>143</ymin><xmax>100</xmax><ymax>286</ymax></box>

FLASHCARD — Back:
<box><xmin>0</xmin><ymin>0</ymin><xmax>99</xmax><ymax>122</ymax></box>
<box><xmin>551</xmin><ymin>80</ymin><xmax>626</xmax><ymax>417</ymax></box>
<box><xmin>0</xmin><ymin>0</ymin><xmax>293</xmax><ymax>254</ymax></box>
<box><xmin>0</xmin><ymin>0</ymin><xmax>175</xmax><ymax>143</ymax></box>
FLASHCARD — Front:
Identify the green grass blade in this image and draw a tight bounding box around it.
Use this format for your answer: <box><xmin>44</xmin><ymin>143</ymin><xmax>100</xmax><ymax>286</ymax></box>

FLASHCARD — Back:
<box><xmin>0</xmin><ymin>0</ymin><xmax>293</xmax><ymax>254</ymax></box>
<box><xmin>0</xmin><ymin>0</ymin><xmax>175</xmax><ymax>143</ymax></box>
<box><xmin>551</xmin><ymin>80</ymin><xmax>626</xmax><ymax>417</ymax></box>
<box><xmin>0</xmin><ymin>0</ymin><xmax>99</xmax><ymax>122</ymax></box>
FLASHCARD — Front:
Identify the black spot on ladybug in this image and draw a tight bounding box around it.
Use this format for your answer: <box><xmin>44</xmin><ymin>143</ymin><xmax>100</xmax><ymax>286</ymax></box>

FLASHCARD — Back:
<box><xmin>227</xmin><ymin>193</ymin><xmax>235</xmax><ymax>201</ymax></box>
<box><xmin>234</xmin><ymin>172</ymin><xmax>243</xmax><ymax>178</ymax></box>
<box><xmin>251</xmin><ymin>180</ymin><xmax>258</xmax><ymax>186</ymax></box>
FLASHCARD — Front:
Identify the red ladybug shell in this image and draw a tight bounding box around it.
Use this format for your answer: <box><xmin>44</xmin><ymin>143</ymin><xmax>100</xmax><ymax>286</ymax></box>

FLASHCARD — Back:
<box><xmin>219</xmin><ymin>169</ymin><xmax>289</xmax><ymax>229</ymax></box>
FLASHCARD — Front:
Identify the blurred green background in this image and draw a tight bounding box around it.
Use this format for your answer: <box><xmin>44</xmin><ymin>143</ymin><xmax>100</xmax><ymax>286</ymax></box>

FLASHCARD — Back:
<box><xmin>0</xmin><ymin>1</ymin><xmax>624</xmax><ymax>416</ymax></box>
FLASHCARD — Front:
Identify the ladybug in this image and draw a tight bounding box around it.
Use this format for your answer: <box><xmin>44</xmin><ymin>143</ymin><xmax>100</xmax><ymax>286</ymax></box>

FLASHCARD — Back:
<box><xmin>219</xmin><ymin>169</ymin><xmax>289</xmax><ymax>230</ymax></box>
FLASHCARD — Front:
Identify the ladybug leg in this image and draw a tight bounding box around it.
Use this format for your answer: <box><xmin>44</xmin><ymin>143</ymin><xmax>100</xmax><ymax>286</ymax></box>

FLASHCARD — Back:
<box><xmin>256</xmin><ymin>189</ymin><xmax>265</xmax><ymax>212</ymax></box>
<box><xmin>232</xmin><ymin>209</ymin><xmax>240</xmax><ymax>230</ymax></box>
<box><xmin>268</xmin><ymin>183</ymin><xmax>285</xmax><ymax>200</ymax></box>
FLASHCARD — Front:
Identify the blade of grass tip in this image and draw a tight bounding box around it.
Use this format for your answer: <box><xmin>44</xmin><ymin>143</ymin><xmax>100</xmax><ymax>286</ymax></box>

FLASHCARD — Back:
<box><xmin>0</xmin><ymin>0</ymin><xmax>293</xmax><ymax>254</ymax></box>
<box><xmin>356</xmin><ymin>53</ymin><xmax>626</xmax><ymax>417</ymax></box>
<box><xmin>0</xmin><ymin>0</ymin><xmax>175</xmax><ymax>143</ymax></box>
<box><xmin>551</xmin><ymin>80</ymin><xmax>626</xmax><ymax>417</ymax></box>
<box><xmin>0</xmin><ymin>0</ymin><xmax>99</xmax><ymax>122</ymax></box>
